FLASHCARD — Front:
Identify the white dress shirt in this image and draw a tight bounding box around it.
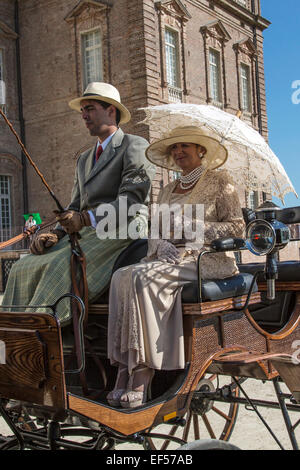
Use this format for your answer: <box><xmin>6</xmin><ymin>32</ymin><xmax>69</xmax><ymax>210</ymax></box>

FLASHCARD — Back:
<box><xmin>89</xmin><ymin>131</ymin><xmax>117</xmax><ymax>227</ymax></box>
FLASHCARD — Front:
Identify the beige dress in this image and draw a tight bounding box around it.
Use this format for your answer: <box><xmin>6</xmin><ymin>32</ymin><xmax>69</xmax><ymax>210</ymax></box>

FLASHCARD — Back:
<box><xmin>107</xmin><ymin>169</ymin><xmax>245</xmax><ymax>374</ymax></box>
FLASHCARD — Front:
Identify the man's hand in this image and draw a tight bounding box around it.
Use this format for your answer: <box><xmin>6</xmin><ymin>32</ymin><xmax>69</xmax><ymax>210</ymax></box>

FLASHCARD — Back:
<box><xmin>54</xmin><ymin>210</ymin><xmax>91</xmax><ymax>234</ymax></box>
<box><xmin>30</xmin><ymin>229</ymin><xmax>65</xmax><ymax>255</ymax></box>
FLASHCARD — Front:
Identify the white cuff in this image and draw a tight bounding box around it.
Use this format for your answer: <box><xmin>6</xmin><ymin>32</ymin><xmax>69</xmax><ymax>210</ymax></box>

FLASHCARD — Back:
<box><xmin>88</xmin><ymin>210</ymin><xmax>97</xmax><ymax>229</ymax></box>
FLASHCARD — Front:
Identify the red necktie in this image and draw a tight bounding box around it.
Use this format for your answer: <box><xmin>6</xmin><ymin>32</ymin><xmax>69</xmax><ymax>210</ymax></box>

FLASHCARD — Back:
<box><xmin>95</xmin><ymin>145</ymin><xmax>103</xmax><ymax>162</ymax></box>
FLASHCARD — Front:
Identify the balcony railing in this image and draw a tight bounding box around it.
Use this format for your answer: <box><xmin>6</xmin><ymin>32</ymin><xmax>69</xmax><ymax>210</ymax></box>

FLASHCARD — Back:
<box><xmin>168</xmin><ymin>85</ymin><xmax>183</xmax><ymax>103</ymax></box>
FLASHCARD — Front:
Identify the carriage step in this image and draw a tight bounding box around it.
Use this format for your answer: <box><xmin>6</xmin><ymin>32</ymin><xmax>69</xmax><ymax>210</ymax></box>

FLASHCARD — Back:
<box><xmin>214</xmin><ymin>351</ymin><xmax>293</xmax><ymax>365</ymax></box>
<box><xmin>269</xmin><ymin>356</ymin><xmax>300</xmax><ymax>404</ymax></box>
<box><xmin>214</xmin><ymin>352</ymin><xmax>300</xmax><ymax>403</ymax></box>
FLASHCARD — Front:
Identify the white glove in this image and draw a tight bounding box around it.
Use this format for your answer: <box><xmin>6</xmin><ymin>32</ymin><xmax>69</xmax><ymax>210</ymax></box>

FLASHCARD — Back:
<box><xmin>147</xmin><ymin>239</ymin><xmax>180</xmax><ymax>264</ymax></box>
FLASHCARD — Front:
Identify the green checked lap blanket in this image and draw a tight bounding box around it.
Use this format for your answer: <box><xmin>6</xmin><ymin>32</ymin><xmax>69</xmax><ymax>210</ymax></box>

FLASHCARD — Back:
<box><xmin>2</xmin><ymin>227</ymin><xmax>131</xmax><ymax>325</ymax></box>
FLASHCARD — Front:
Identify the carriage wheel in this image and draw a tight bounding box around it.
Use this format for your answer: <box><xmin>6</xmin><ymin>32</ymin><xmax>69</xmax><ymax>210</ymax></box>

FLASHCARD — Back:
<box><xmin>177</xmin><ymin>439</ymin><xmax>241</xmax><ymax>450</ymax></box>
<box><xmin>144</xmin><ymin>374</ymin><xmax>239</xmax><ymax>450</ymax></box>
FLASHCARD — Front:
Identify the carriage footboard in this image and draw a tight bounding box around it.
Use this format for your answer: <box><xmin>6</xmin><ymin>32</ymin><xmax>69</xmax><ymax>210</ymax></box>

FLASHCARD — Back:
<box><xmin>0</xmin><ymin>311</ymin><xmax>67</xmax><ymax>411</ymax></box>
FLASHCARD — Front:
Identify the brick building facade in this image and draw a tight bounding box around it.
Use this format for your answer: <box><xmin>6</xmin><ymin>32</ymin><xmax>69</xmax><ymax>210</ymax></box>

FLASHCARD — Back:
<box><xmin>0</xmin><ymin>0</ymin><xmax>298</xmax><ymax>282</ymax></box>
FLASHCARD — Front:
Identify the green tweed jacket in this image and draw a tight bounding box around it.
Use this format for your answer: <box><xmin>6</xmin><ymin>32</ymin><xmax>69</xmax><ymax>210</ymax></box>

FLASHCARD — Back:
<box><xmin>67</xmin><ymin>128</ymin><xmax>156</xmax><ymax>229</ymax></box>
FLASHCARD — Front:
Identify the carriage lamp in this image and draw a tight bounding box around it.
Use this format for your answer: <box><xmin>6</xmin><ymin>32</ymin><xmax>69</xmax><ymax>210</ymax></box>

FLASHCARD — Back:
<box><xmin>246</xmin><ymin>201</ymin><xmax>290</xmax><ymax>300</ymax></box>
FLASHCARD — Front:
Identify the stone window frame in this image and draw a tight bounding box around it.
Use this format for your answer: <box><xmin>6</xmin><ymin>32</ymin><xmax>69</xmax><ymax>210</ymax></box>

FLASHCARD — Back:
<box><xmin>200</xmin><ymin>20</ymin><xmax>231</xmax><ymax>109</ymax></box>
<box><xmin>155</xmin><ymin>0</ymin><xmax>191</xmax><ymax>103</ymax></box>
<box><xmin>208</xmin><ymin>47</ymin><xmax>222</xmax><ymax>105</ymax></box>
<box><xmin>240</xmin><ymin>61</ymin><xmax>251</xmax><ymax>112</ymax></box>
<box><xmin>164</xmin><ymin>25</ymin><xmax>183</xmax><ymax>102</ymax></box>
<box><xmin>247</xmin><ymin>190</ymin><xmax>258</xmax><ymax>210</ymax></box>
<box><xmin>80</xmin><ymin>27</ymin><xmax>104</xmax><ymax>89</ymax></box>
<box><xmin>65</xmin><ymin>1</ymin><xmax>111</xmax><ymax>95</ymax></box>
<box><xmin>0</xmin><ymin>154</ymin><xmax>23</xmax><ymax>239</ymax></box>
<box><xmin>0</xmin><ymin>20</ymin><xmax>19</xmax><ymax>116</ymax></box>
<box><xmin>0</xmin><ymin>48</ymin><xmax>4</xmax><ymax>81</ymax></box>
<box><xmin>233</xmin><ymin>39</ymin><xmax>257</xmax><ymax>120</ymax></box>
<box><xmin>0</xmin><ymin>174</ymin><xmax>12</xmax><ymax>242</ymax></box>
<box><xmin>0</xmin><ymin>48</ymin><xmax>6</xmax><ymax>113</ymax></box>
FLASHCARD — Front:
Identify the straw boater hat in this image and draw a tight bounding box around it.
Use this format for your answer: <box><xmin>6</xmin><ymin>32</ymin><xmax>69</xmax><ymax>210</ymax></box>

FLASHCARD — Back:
<box><xmin>68</xmin><ymin>82</ymin><xmax>131</xmax><ymax>125</ymax></box>
<box><xmin>146</xmin><ymin>126</ymin><xmax>228</xmax><ymax>172</ymax></box>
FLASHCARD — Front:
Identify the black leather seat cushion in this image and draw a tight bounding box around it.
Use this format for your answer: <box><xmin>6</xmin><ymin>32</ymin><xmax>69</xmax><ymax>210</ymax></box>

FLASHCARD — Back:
<box><xmin>181</xmin><ymin>273</ymin><xmax>256</xmax><ymax>303</ymax></box>
<box><xmin>111</xmin><ymin>240</ymin><xmax>257</xmax><ymax>303</ymax></box>
<box><xmin>238</xmin><ymin>261</ymin><xmax>300</xmax><ymax>283</ymax></box>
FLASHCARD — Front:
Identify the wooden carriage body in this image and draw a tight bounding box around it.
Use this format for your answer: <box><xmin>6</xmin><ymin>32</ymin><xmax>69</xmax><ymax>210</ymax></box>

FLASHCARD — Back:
<box><xmin>1</xmin><ymin>261</ymin><xmax>300</xmax><ymax>441</ymax></box>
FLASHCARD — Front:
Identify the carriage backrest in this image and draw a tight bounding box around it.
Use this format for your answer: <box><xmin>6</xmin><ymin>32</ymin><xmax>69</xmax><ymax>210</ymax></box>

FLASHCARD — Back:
<box><xmin>112</xmin><ymin>239</ymin><xmax>148</xmax><ymax>274</ymax></box>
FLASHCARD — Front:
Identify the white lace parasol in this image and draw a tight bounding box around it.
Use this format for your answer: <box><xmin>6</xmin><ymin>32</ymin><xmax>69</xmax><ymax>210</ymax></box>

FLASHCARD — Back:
<box><xmin>140</xmin><ymin>103</ymin><xmax>298</xmax><ymax>204</ymax></box>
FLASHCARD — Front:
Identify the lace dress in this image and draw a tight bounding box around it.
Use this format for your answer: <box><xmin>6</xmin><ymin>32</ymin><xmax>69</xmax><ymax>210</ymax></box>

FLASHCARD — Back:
<box><xmin>107</xmin><ymin>169</ymin><xmax>245</xmax><ymax>374</ymax></box>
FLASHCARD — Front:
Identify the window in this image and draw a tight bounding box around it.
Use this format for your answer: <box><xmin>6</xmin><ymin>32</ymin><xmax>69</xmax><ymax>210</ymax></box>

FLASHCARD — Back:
<box><xmin>165</xmin><ymin>28</ymin><xmax>182</xmax><ymax>102</ymax></box>
<box><xmin>0</xmin><ymin>49</ymin><xmax>5</xmax><ymax>111</ymax></box>
<box><xmin>247</xmin><ymin>190</ymin><xmax>259</xmax><ymax>210</ymax></box>
<box><xmin>209</xmin><ymin>49</ymin><xmax>222</xmax><ymax>104</ymax></box>
<box><xmin>81</xmin><ymin>29</ymin><xmax>103</xmax><ymax>88</ymax></box>
<box><xmin>0</xmin><ymin>176</ymin><xmax>12</xmax><ymax>242</ymax></box>
<box><xmin>0</xmin><ymin>49</ymin><xmax>3</xmax><ymax>81</ymax></box>
<box><xmin>240</xmin><ymin>63</ymin><xmax>251</xmax><ymax>112</ymax></box>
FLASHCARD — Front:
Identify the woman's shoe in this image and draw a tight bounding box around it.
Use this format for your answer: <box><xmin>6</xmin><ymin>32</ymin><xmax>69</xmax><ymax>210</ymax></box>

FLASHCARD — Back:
<box><xmin>107</xmin><ymin>365</ymin><xmax>128</xmax><ymax>407</ymax></box>
<box><xmin>120</xmin><ymin>366</ymin><xmax>155</xmax><ymax>409</ymax></box>
<box><xmin>107</xmin><ymin>388</ymin><xmax>126</xmax><ymax>407</ymax></box>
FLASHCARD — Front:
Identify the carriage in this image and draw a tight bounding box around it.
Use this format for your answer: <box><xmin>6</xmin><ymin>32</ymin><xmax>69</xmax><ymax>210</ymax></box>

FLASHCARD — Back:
<box><xmin>0</xmin><ymin>202</ymin><xmax>300</xmax><ymax>451</ymax></box>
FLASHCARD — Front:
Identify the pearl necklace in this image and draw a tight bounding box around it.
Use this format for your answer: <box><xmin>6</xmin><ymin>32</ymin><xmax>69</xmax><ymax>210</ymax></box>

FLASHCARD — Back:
<box><xmin>179</xmin><ymin>166</ymin><xmax>203</xmax><ymax>189</ymax></box>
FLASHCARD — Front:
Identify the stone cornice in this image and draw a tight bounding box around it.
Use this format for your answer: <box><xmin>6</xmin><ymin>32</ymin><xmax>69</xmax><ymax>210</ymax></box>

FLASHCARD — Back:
<box><xmin>185</xmin><ymin>0</ymin><xmax>270</xmax><ymax>30</ymax></box>
<box><xmin>212</xmin><ymin>0</ymin><xmax>270</xmax><ymax>30</ymax></box>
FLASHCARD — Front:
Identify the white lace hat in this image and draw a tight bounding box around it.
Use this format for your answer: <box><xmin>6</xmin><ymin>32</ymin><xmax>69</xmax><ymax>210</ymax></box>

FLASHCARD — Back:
<box><xmin>146</xmin><ymin>126</ymin><xmax>228</xmax><ymax>171</ymax></box>
<box><xmin>68</xmin><ymin>82</ymin><xmax>131</xmax><ymax>125</ymax></box>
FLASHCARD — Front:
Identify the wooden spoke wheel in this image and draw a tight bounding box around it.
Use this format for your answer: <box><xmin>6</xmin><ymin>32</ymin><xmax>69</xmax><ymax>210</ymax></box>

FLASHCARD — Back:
<box><xmin>144</xmin><ymin>374</ymin><xmax>240</xmax><ymax>450</ymax></box>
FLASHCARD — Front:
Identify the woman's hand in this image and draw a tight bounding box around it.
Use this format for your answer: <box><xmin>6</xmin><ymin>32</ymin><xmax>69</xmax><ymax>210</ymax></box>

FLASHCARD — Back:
<box><xmin>157</xmin><ymin>240</ymin><xmax>180</xmax><ymax>264</ymax></box>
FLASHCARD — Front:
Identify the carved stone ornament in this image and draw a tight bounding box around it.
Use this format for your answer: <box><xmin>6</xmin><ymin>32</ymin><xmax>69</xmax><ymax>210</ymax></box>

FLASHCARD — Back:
<box><xmin>0</xmin><ymin>20</ymin><xmax>18</xmax><ymax>40</ymax></box>
<box><xmin>64</xmin><ymin>0</ymin><xmax>110</xmax><ymax>23</ymax></box>
<box><xmin>200</xmin><ymin>20</ymin><xmax>231</xmax><ymax>47</ymax></box>
<box><xmin>233</xmin><ymin>38</ymin><xmax>257</xmax><ymax>62</ymax></box>
<box><xmin>0</xmin><ymin>154</ymin><xmax>23</xmax><ymax>170</ymax></box>
<box><xmin>155</xmin><ymin>0</ymin><xmax>191</xmax><ymax>22</ymax></box>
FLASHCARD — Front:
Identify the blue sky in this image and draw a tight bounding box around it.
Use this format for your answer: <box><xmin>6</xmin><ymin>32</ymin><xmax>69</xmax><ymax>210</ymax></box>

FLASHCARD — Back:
<box><xmin>261</xmin><ymin>1</ymin><xmax>300</xmax><ymax>208</ymax></box>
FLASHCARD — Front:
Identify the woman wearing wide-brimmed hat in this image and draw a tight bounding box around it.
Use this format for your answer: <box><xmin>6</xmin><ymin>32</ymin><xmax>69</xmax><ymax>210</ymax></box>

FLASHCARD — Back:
<box><xmin>107</xmin><ymin>126</ymin><xmax>245</xmax><ymax>409</ymax></box>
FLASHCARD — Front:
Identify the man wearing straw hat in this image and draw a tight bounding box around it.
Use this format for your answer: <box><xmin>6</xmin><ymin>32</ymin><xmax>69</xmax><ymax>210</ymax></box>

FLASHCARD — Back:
<box><xmin>2</xmin><ymin>82</ymin><xmax>155</xmax><ymax>324</ymax></box>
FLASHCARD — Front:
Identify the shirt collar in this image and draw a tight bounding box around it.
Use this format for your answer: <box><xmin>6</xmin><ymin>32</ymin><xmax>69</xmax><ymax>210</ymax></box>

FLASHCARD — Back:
<box><xmin>97</xmin><ymin>131</ymin><xmax>117</xmax><ymax>151</ymax></box>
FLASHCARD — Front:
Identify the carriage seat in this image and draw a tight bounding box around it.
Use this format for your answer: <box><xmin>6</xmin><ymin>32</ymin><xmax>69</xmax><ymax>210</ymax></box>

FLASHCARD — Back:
<box><xmin>238</xmin><ymin>261</ymin><xmax>300</xmax><ymax>283</ymax></box>
<box><xmin>181</xmin><ymin>272</ymin><xmax>256</xmax><ymax>303</ymax></box>
<box><xmin>110</xmin><ymin>239</ymin><xmax>257</xmax><ymax>303</ymax></box>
